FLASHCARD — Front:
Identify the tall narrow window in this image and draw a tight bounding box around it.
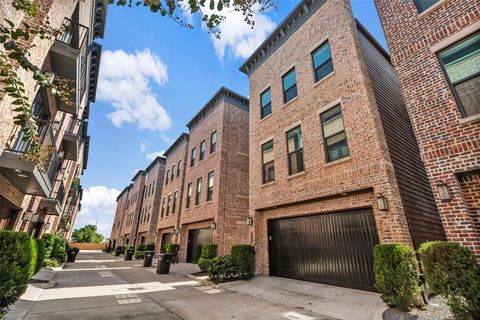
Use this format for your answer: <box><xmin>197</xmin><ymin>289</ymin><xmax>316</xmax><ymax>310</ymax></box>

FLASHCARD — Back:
<box><xmin>282</xmin><ymin>68</ymin><xmax>297</xmax><ymax>103</ymax></box>
<box><xmin>161</xmin><ymin>197</ymin><xmax>166</xmax><ymax>218</ymax></box>
<box><xmin>321</xmin><ymin>105</ymin><xmax>349</xmax><ymax>162</ymax></box>
<box><xmin>177</xmin><ymin>159</ymin><xmax>181</xmax><ymax>176</ymax></box>
<box><xmin>166</xmin><ymin>195</ymin><xmax>171</xmax><ymax>216</ymax></box>
<box><xmin>207</xmin><ymin>171</ymin><xmax>214</xmax><ymax>202</ymax></box>
<box><xmin>190</xmin><ymin>148</ymin><xmax>196</xmax><ymax>167</ymax></box>
<box><xmin>260</xmin><ymin>88</ymin><xmax>272</xmax><ymax>119</ymax></box>
<box><xmin>312</xmin><ymin>41</ymin><xmax>333</xmax><ymax>82</ymax></box>
<box><xmin>172</xmin><ymin>191</ymin><xmax>178</xmax><ymax>214</ymax></box>
<box><xmin>200</xmin><ymin>140</ymin><xmax>206</xmax><ymax>160</ymax></box>
<box><xmin>286</xmin><ymin>126</ymin><xmax>304</xmax><ymax>175</ymax></box>
<box><xmin>195</xmin><ymin>177</ymin><xmax>202</xmax><ymax>206</ymax></box>
<box><xmin>438</xmin><ymin>33</ymin><xmax>480</xmax><ymax>118</ymax></box>
<box><xmin>165</xmin><ymin>169</ymin><xmax>169</xmax><ymax>185</ymax></box>
<box><xmin>262</xmin><ymin>140</ymin><xmax>275</xmax><ymax>183</ymax></box>
<box><xmin>210</xmin><ymin>131</ymin><xmax>217</xmax><ymax>153</ymax></box>
<box><xmin>171</xmin><ymin>165</ymin><xmax>175</xmax><ymax>181</ymax></box>
<box><xmin>186</xmin><ymin>183</ymin><xmax>192</xmax><ymax>209</ymax></box>
<box><xmin>414</xmin><ymin>0</ymin><xmax>439</xmax><ymax>12</ymax></box>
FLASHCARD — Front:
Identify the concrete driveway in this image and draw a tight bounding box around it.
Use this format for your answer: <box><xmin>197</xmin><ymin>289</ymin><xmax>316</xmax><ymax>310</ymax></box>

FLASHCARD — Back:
<box><xmin>7</xmin><ymin>251</ymin><xmax>336</xmax><ymax>320</ymax></box>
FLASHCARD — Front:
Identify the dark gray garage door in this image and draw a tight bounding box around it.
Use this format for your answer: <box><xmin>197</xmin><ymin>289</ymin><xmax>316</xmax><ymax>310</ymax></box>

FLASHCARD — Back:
<box><xmin>187</xmin><ymin>228</ymin><xmax>213</xmax><ymax>263</ymax></box>
<box><xmin>268</xmin><ymin>209</ymin><xmax>379</xmax><ymax>291</ymax></box>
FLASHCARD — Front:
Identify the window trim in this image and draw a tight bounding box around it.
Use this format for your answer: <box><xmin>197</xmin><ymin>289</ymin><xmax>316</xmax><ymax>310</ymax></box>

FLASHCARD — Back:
<box><xmin>161</xmin><ymin>197</ymin><xmax>166</xmax><ymax>218</ymax></box>
<box><xmin>437</xmin><ymin>32</ymin><xmax>480</xmax><ymax>118</ymax></box>
<box><xmin>413</xmin><ymin>0</ymin><xmax>440</xmax><ymax>13</ymax></box>
<box><xmin>320</xmin><ymin>104</ymin><xmax>350</xmax><ymax>163</ymax></box>
<box><xmin>200</xmin><ymin>140</ymin><xmax>206</xmax><ymax>161</ymax></box>
<box><xmin>186</xmin><ymin>183</ymin><xmax>192</xmax><ymax>209</ymax></box>
<box><xmin>206</xmin><ymin>171</ymin><xmax>214</xmax><ymax>202</ymax></box>
<box><xmin>171</xmin><ymin>164</ymin><xmax>175</xmax><ymax>181</ymax></box>
<box><xmin>285</xmin><ymin>126</ymin><xmax>305</xmax><ymax>176</ymax></box>
<box><xmin>165</xmin><ymin>169</ymin><xmax>169</xmax><ymax>185</ymax></box>
<box><xmin>311</xmin><ymin>40</ymin><xmax>334</xmax><ymax>83</ymax></box>
<box><xmin>282</xmin><ymin>67</ymin><xmax>297</xmax><ymax>104</ymax></box>
<box><xmin>172</xmin><ymin>191</ymin><xmax>178</xmax><ymax>214</ymax></box>
<box><xmin>177</xmin><ymin>159</ymin><xmax>182</xmax><ymax>177</ymax></box>
<box><xmin>260</xmin><ymin>88</ymin><xmax>272</xmax><ymax>119</ymax></box>
<box><xmin>190</xmin><ymin>148</ymin><xmax>196</xmax><ymax>167</ymax></box>
<box><xmin>166</xmin><ymin>194</ymin><xmax>171</xmax><ymax>216</ymax></box>
<box><xmin>195</xmin><ymin>177</ymin><xmax>202</xmax><ymax>206</ymax></box>
<box><xmin>261</xmin><ymin>140</ymin><xmax>275</xmax><ymax>184</ymax></box>
<box><xmin>210</xmin><ymin>131</ymin><xmax>217</xmax><ymax>154</ymax></box>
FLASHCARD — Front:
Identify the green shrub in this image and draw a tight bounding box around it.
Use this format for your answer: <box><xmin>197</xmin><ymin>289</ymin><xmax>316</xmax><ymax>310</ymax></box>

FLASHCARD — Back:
<box><xmin>145</xmin><ymin>242</ymin><xmax>155</xmax><ymax>251</ymax></box>
<box><xmin>137</xmin><ymin>244</ymin><xmax>146</xmax><ymax>251</ymax></box>
<box><xmin>198</xmin><ymin>243</ymin><xmax>218</xmax><ymax>272</ymax></box>
<box><xmin>231</xmin><ymin>244</ymin><xmax>255</xmax><ymax>280</ymax></box>
<box><xmin>43</xmin><ymin>258</ymin><xmax>60</xmax><ymax>268</ymax></box>
<box><xmin>35</xmin><ymin>239</ymin><xmax>45</xmax><ymax>273</ymax></box>
<box><xmin>42</xmin><ymin>233</ymin><xmax>55</xmax><ymax>259</ymax></box>
<box><xmin>134</xmin><ymin>251</ymin><xmax>144</xmax><ymax>259</ymax></box>
<box><xmin>165</xmin><ymin>243</ymin><xmax>179</xmax><ymax>263</ymax></box>
<box><xmin>51</xmin><ymin>237</ymin><xmax>67</xmax><ymax>264</ymax></box>
<box><xmin>198</xmin><ymin>258</ymin><xmax>211</xmax><ymax>272</ymax></box>
<box><xmin>373</xmin><ymin>244</ymin><xmax>420</xmax><ymax>311</ymax></box>
<box><xmin>419</xmin><ymin>241</ymin><xmax>480</xmax><ymax>320</ymax></box>
<box><xmin>208</xmin><ymin>256</ymin><xmax>236</xmax><ymax>284</ymax></box>
<box><xmin>0</xmin><ymin>231</ymin><xmax>37</xmax><ymax>314</ymax></box>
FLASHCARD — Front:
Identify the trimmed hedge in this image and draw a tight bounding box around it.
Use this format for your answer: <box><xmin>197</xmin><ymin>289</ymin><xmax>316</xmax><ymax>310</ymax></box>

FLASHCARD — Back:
<box><xmin>198</xmin><ymin>243</ymin><xmax>218</xmax><ymax>272</ymax></box>
<box><xmin>42</xmin><ymin>233</ymin><xmax>55</xmax><ymax>259</ymax></box>
<box><xmin>373</xmin><ymin>244</ymin><xmax>421</xmax><ymax>311</ymax></box>
<box><xmin>51</xmin><ymin>236</ymin><xmax>67</xmax><ymax>264</ymax></box>
<box><xmin>0</xmin><ymin>231</ymin><xmax>38</xmax><ymax>314</ymax></box>
<box><xmin>208</xmin><ymin>256</ymin><xmax>236</xmax><ymax>284</ymax></box>
<box><xmin>231</xmin><ymin>244</ymin><xmax>255</xmax><ymax>280</ymax></box>
<box><xmin>137</xmin><ymin>244</ymin><xmax>146</xmax><ymax>251</ymax></box>
<box><xmin>145</xmin><ymin>243</ymin><xmax>155</xmax><ymax>251</ymax></box>
<box><xmin>35</xmin><ymin>239</ymin><xmax>45</xmax><ymax>273</ymax></box>
<box><xmin>419</xmin><ymin>241</ymin><xmax>480</xmax><ymax>320</ymax></box>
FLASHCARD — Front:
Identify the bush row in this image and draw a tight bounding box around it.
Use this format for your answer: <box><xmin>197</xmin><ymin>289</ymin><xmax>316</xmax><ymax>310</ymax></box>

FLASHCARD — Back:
<box><xmin>374</xmin><ymin>241</ymin><xmax>480</xmax><ymax>320</ymax></box>
<box><xmin>206</xmin><ymin>244</ymin><xmax>255</xmax><ymax>284</ymax></box>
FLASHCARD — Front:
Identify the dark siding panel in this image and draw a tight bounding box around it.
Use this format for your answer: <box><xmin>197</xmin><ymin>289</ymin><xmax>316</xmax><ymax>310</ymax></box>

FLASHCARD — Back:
<box><xmin>357</xmin><ymin>27</ymin><xmax>446</xmax><ymax>247</ymax></box>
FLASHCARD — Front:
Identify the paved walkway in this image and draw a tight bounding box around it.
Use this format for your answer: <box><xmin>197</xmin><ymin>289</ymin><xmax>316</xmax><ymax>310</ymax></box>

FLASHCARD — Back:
<box><xmin>7</xmin><ymin>251</ymin><xmax>335</xmax><ymax>320</ymax></box>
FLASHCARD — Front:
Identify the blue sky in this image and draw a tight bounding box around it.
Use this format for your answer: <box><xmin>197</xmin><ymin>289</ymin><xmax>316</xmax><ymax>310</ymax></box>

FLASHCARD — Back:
<box><xmin>75</xmin><ymin>0</ymin><xmax>387</xmax><ymax>238</ymax></box>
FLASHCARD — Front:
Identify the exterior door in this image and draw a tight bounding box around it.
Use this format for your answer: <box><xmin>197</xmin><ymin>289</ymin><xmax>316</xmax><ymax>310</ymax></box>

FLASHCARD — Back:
<box><xmin>187</xmin><ymin>228</ymin><xmax>213</xmax><ymax>263</ymax></box>
<box><xmin>268</xmin><ymin>209</ymin><xmax>379</xmax><ymax>291</ymax></box>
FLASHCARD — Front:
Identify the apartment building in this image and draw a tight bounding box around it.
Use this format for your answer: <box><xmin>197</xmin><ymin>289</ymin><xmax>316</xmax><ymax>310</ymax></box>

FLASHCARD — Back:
<box><xmin>156</xmin><ymin>133</ymin><xmax>189</xmax><ymax>252</ymax></box>
<box><xmin>178</xmin><ymin>87</ymin><xmax>250</xmax><ymax>263</ymax></box>
<box><xmin>374</xmin><ymin>0</ymin><xmax>480</xmax><ymax>257</ymax></box>
<box><xmin>0</xmin><ymin>0</ymin><xmax>106</xmax><ymax>239</ymax></box>
<box><xmin>136</xmin><ymin>156</ymin><xmax>166</xmax><ymax>244</ymax></box>
<box><xmin>241</xmin><ymin>0</ymin><xmax>446</xmax><ymax>291</ymax></box>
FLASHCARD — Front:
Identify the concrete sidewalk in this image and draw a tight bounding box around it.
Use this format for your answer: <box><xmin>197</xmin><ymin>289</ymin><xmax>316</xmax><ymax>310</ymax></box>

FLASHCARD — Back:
<box><xmin>220</xmin><ymin>276</ymin><xmax>387</xmax><ymax>320</ymax></box>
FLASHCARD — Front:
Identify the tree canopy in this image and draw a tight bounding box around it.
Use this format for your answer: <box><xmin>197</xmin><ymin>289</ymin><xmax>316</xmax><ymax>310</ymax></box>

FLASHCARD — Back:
<box><xmin>71</xmin><ymin>225</ymin><xmax>104</xmax><ymax>243</ymax></box>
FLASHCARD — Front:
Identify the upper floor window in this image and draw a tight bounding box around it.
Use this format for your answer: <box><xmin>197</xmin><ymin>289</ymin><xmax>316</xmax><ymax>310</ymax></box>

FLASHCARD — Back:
<box><xmin>171</xmin><ymin>165</ymin><xmax>175</xmax><ymax>181</ymax></box>
<box><xmin>312</xmin><ymin>41</ymin><xmax>333</xmax><ymax>82</ymax></box>
<box><xmin>321</xmin><ymin>105</ymin><xmax>349</xmax><ymax>162</ymax></box>
<box><xmin>262</xmin><ymin>140</ymin><xmax>275</xmax><ymax>184</ymax></box>
<box><xmin>195</xmin><ymin>177</ymin><xmax>202</xmax><ymax>206</ymax></box>
<box><xmin>165</xmin><ymin>169</ymin><xmax>169</xmax><ymax>185</ymax></box>
<box><xmin>414</xmin><ymin>0</ymin><xmax>439</xmax><ymax>12</ymax></box>
<box><xmin>207</xmin><ymin>171</ymin><xmax>214</xmax><ymax>202</ymax></box>
<box><xmin>177</xmin><ymin>159</ymin><xmax>182</xmax><ymax>176</ymax></box>
<box><xmin>161</xmin><ymin>197</ymin><xmax>166</xmax><ymax>218</ymax></box>
<box><xmin>210</xmin><ymin>131</ymin><xmax>217</xmax><ymax>153</ymax></box>
<box><xmin>172</xmin><ymin>191</ymin><xmax>178</xmax><ymax>214</ymax></box>
<box><xmin>282</xmin><ymin>68</ymin><xmax>297</xmax><ymax>103</ymax></box>
<box><xmin>190</xmin><ymin>148</ymin><xmax>196</xmax><ymax>167</ymax></box>
<box><xmin>438</xmin><ymin>33</ymin><xmax>480</xmax><ymax>118</ymax></box>
<box><xmin>286</xmin><ymin>126</ymin><xmax>304</xmax><ymax>175</ymax></box>
<box><xmin>260</xmin><ymin>88</ymin><xmax>272</xmax><ymax>119</ymax></box>
<box><xmin>186</xmin><ymin>183</ymin><xmax>192</xmax><ymax>209</ymax></box>
<box><xmin>166</xmin><ymin>194</ymin><xmax>171</xmax><ymax>216</ymax></box>
<box><xmin>200</xmin><ymin>140</ymin><xmax>206</xmax><ymax>161</ymax></box>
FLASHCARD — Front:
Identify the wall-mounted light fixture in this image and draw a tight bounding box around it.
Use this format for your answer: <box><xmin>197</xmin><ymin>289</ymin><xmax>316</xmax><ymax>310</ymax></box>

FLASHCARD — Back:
<box><xmin>45</xmin><ymin>222</ymin><xmax>51</xmax><ymax>231</ymax></box>
<box><xmin>436</xmin><ymin>181</ymin><xmax>451</xmax><ymax>201</ymax></box>
<box><xmin>210</xmin><ymin>223</ymin><xmax>216</xmax><ymax>230</ymax></box>
<box><xmin>376</xmin><ymin>194</ymin><xmax>389</xmax><ymax>211</ymax></box>
<box><xmin>246</xmin><ymin>217</ymin><xmax>253</xmax><ymax>226</ymax></box>
<box><xmin>174</xmin><ymin>228</ymin><xmax>180</xmax><ymax>234</ymax></box>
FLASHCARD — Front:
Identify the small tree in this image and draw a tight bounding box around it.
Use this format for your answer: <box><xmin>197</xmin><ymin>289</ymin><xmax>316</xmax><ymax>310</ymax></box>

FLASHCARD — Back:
<box><xmin>71</xmin><ymin>225</ymin><xmax>104</xmax><ymax>243</ymax></box>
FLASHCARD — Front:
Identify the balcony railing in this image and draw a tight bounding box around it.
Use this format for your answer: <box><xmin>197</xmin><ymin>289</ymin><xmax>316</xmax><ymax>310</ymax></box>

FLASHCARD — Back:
<box><xmin>57</xmin><ymin>18</ymin><xmax>89</xmax><ymax>52</ymax></box>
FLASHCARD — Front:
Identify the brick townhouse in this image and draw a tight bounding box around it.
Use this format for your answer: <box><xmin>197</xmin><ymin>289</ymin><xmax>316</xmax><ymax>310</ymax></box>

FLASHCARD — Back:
<box><xmin>109</xmin><ymin>186</ymin><xmax>129</xmax><ymax>250</ymax></box>
<box><xmin>155</xmin><ymin>133</ymin><xmax>189</xmax><ymax>252</ymax></box>
<box><xmin>240</xmin><ymin>0</ymin><xmax>446</xmax><ymax>291</ymax></box>
<box><xmin>178</xmin><ymin>87</ymin><xmax>250</xmax><ymax>263</ymax></box>
<box><xmin>374</xmin><ymin>0</ymin><xmax>480</xmax><ymax>257</ymax></box>
<box><xmin>0</xmin><ymin>0</ymin><xmax>106</xmax><ymax>239</ymax></box>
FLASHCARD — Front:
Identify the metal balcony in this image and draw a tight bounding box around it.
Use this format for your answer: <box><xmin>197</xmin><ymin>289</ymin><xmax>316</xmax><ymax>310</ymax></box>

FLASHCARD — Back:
<box><xmin>39</xmin><ymin>180</ymin><xmax>65</xmax><ymax>216</ymax></box>
<box><xmin>0</xmin><ymin>121</ymin><xmax>59</xmax><ymax>196</ymax></box>
<box><xmin>62</xmin><ymin>118</ymin><xmax>83</xmax><ymax>160</ymax></box>
<box><xmin>49</xmin><ymin>18</ymin><xmax>89</xmax><ymax>115</ymax></box>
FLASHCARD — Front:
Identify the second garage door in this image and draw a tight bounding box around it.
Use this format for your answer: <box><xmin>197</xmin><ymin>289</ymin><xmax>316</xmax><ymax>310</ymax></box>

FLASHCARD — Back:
<box><xmin>187</xmin><ymin>228</ymin><xmax>213</xmax><ymax>263</ymax></box>
<box><xmin>268</xmin><ymin>209</ymin><xmax>379</xmax><ymax>291</ymax></box>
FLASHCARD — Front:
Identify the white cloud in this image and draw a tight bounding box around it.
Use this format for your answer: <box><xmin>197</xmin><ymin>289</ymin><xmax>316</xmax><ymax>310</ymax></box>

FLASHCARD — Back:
<box><xmin>205</xmin><ymin>6</ymin><xmax>276</xmax><ymax>60</ymax></box>
<box><xmin>73</xmin><ymin>186</ymin><xmax>120</xmax><ymax>238</ymax></box>
<box><xmin>139</xmin><ymin>141</ymin><xmax>148</xmax><ymax>154</ymax></box>
<box><xmin>97</xmin><ymin>49</ymin><xmax>173</xmax><ymax>131</ymax></box>
<box><xmin>146</xmin><ymin>150</ymin><xmax>165</xmax><ymax>161</ymax></box>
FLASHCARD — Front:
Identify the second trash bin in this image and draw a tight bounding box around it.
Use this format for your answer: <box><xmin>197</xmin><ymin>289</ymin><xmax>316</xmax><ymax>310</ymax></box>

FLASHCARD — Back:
<box><xmin>124</xmin><ymin>248</ymin><xmax>134</xmax><ymax>261</ymax></box>
<box><xmin>157</xmin><ymin>253</ymin><xmax>172</xmax><ymax>274</ymax></box>
<box><xmin>143</xmin><ymin>251</ymin><xmax>155</xmax><ymax>267</ymax></box>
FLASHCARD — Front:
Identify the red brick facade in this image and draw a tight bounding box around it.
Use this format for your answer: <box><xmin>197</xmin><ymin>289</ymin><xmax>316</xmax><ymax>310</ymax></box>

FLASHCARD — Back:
<box><xmin>374</xmin><ymin>0</ymin><xmax>480</xmax><ymax>256</ymax></box>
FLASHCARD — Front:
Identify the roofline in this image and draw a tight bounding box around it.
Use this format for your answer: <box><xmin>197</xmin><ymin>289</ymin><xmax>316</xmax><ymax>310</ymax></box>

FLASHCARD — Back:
<box><xmin>131</xmin><ymin>170</ymin><xmax>145</xmax><ymax>182</ymax></box>
<box><xmin>164</xmin><ymin>133</ymin><xmax>189</xmax><ymax>157</ymax></box>
<box><xmin>116</xmin><ymin>184</ymin><xmax>132</xmax><ymax>201</ymax></box>
<box><xmin>355</xmin><ymin>20</ymin><xmax>391</xmax><ymax>62</ymax></box>
<box><xmin>186</xmin><ymin>87</ymin><xmax>249</xmax><ymax>129</ymax></box>
<box><xmin>145</xmin><ymin>155</ymin><xmax>166</xmax><ymax>172</ymax></box>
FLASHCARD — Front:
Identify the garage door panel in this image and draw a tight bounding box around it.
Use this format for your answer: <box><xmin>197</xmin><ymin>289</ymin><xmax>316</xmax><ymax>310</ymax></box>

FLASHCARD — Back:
<box><xmin>268</xmin><ymin>209</ymin><xmax>378</xmax><ymax>291</ymax></box>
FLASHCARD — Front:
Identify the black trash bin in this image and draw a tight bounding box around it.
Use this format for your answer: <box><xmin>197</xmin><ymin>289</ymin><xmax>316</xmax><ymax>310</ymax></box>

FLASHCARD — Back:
<box><xmin>143</xmin><ymin>251</ymin><xmax>155</xmax><ymax>267</ymax></box>
<box><xmin>67</xmin><ymin>247</ymin><xmax>79</xmax><ymax>262</ymax></box>
<box><xmin>157</xmin><ymin>253</ymin><xmax>172</xmax><ymax>274</ymax></box>
<box><xmin>124</xmin><ymin>248</ymin><xmax>134</xmax><ymax>261</ymax></box>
